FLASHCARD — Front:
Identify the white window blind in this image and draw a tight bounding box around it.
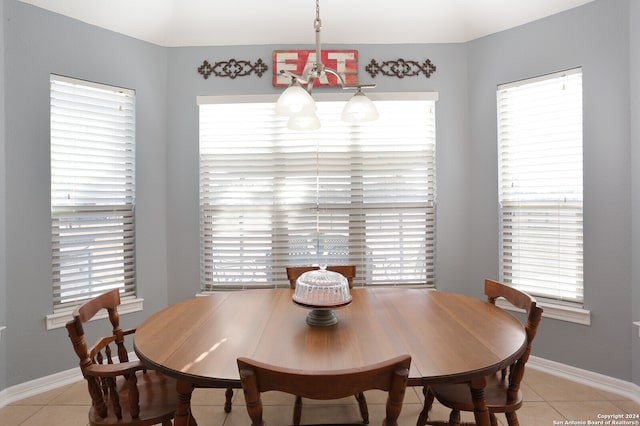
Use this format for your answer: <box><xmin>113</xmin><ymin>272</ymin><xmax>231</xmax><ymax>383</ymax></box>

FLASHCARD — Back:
<box><xmin>497</xmin><ymin>68</ymin><xmax>583</xmax><ymax>304</ymax></box>
<box><xmin>50</xmin><ymin>75</ymin><xmax>136</xmax><ymax>311</ymax></box>
<box><xmin>199</xmin><ymin>93</ymin><xmax>437</xmax><ymax>289</ymax></box>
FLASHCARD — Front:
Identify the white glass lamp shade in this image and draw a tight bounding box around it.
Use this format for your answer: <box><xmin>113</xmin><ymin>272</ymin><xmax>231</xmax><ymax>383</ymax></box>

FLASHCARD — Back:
<box><xmin>341</xmin><ymin>91</ymin><xmax>379</xmax><ymax>123</ymax></box>
<box><xmin>287</xmin><ymin>113</ymin><xmax>321</xmax><ymax>131</ymax></box>
<box><xmin>275</xmin><ymin>84</ymin><xmax>317</xmax><ymax>116</ymax></box>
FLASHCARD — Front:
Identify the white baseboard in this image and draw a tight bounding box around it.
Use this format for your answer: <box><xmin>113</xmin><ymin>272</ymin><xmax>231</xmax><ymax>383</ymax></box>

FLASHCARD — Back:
<box><xmin>529</xmin><ymin>355</ymin><xmax>640</xmax><ymax>404</ymax></box>
<box><xmin>0</xmin><ymin>366</ymin><xmax>82</xmax><ymax>407</ymax></box>
<box><xmin>0</xmin><ymin>352</ymin><xmax>138</xmax><ymax>407</ymax></box>
<box><xmin>1</xmin><ymin>355</ymin><xmax>639</xmax><ymax>408</ymax></box>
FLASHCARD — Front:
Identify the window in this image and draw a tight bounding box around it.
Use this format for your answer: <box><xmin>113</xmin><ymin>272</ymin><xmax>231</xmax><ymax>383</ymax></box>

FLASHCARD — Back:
<box><xmin>199</xmin><ymin>93</ymin><xmax>437</xmax><ymax>289</ymax></box>
<box><xmin>497</xmin><ymin>68</ymin><xmax>583</xmax><ymax>305</ymax></box>
<box><xmin>50</xmin><ymin>75</ymin><xmax>136</xmax><ymax>312</ymax></box>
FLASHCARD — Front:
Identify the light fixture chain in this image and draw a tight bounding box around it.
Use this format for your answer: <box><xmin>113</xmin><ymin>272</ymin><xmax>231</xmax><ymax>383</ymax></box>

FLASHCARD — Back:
<box><xmin>312</xmin><ymin>0</ymin><xmax>324</xmax><ymax>84</ymax></box>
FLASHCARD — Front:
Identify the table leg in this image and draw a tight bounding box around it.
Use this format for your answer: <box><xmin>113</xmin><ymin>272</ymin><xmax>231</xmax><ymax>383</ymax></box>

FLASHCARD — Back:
<box><xmin>224</xmin><ymin>387</ymin><xmax>233</xmax><ymax>413</ymax></box>
<box><xmin>175</xmin><ymin>380</ymin><xmax>198</xmax><ymax>426</ymax></box>
<box><xmin>469</xmin><ymin>377</ymin><xmax>490</xmax><ymax>426</ymax></box>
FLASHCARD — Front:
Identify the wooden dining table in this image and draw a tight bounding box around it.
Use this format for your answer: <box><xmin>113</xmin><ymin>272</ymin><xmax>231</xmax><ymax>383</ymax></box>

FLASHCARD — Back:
<box><xmin>134</xmin><ymin>287</ymin><xmax>527</xmax><ymax>426</ymax></box>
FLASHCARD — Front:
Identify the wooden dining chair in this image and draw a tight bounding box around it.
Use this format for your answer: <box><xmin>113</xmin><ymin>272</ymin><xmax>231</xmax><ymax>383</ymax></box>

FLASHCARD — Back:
<box><xmin>66</xmin><ymin>289</ymin><xmax>178</xmax><ymax>426</ymax></box>
<box><xmin>238</xmin><ymin>354</ymin><xmax>411</xmax><ymax>426</ymax></box>
<box><xmin>417</xmin><ymin>279</ymin><xmax>543</xmax><ymax>426</ymax></box>
<box><xmin>286</xmin><ymin>265</ymin><xmax>357</xmax><ymax>289</ymax></box>
<box><xmin>285</xmin><ymin>265</ymin><xmax>366</xmax><ymax>424</ymax></box>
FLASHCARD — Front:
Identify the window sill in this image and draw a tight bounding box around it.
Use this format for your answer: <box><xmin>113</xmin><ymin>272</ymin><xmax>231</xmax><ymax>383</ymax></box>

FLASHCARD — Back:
<box><xmin>45</xmin><ymin>298</ymin><xmax>144</xmax><ymax>330</ymax></box>
<box><xmin>495</xmin><ymin>298</ymin><xmax>591</xmax><ymax>326</ymax></box>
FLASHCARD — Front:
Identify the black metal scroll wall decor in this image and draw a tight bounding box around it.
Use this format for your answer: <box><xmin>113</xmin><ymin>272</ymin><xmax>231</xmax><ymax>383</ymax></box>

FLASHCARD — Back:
<box><xmin>197</xmin><ymin>58</ymin><xmax>268</xmax><ymax>80</ymax></box>
<box><xmin>365</xmin><ymin>58</ymin><xmax>436</xmax><ymax>79</ymax></box>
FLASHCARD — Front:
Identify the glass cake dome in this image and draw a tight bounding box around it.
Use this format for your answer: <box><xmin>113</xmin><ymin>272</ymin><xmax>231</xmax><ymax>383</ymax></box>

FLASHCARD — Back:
<box><xmin>292</xmin><ymin>266</ymin><xmax>351</xmax><ymax>326</ymax></box>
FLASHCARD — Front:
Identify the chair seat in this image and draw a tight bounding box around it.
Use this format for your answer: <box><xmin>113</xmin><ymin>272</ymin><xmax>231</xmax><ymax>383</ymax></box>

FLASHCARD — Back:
<box><xmin>429</xmin><ymin>372</ymin><xmax>523</xmax><ymax>414</ymax></box>
<box><xmin>88</xmin><ymin>369</ymin><xmax>178</xmax><ymax>426</ymax></box>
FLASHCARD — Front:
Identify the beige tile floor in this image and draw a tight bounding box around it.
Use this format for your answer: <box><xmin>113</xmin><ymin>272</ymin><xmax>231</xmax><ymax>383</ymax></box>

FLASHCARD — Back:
<box><xmin>1</xmin><ymin>368</ymin><xmax>638</xmax><ymax>425</ymax></box>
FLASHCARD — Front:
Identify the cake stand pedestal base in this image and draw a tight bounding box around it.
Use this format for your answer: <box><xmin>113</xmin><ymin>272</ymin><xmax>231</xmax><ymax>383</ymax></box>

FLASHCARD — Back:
<box><xmin>306</xmin><ymin>309</ymin><xmax>338</xmax><ymax>326</ymax></box>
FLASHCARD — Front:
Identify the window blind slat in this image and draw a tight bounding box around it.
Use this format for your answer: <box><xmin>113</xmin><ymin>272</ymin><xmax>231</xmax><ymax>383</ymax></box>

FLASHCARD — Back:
<box><xmin>50</xmin><ymin>75</ymin><xmax>136</xmax><ymax>310</ymax></box>
<box><xmin>199</xmin><ymin>95</ymin><xmax>436</xmax><ymax>289</ymax></box>
<box><xmin>497</xmin><ymin>69</ymin><xmax>583</xmax><ymax>304</ymax></box>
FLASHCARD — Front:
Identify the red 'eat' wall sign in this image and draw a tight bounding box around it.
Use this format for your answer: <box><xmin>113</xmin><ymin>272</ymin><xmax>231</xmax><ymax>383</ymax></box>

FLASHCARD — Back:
<box><xmin>272</xmin><ymin>50</ymin><xmax>359</xmax><ymax>87</ymax></box>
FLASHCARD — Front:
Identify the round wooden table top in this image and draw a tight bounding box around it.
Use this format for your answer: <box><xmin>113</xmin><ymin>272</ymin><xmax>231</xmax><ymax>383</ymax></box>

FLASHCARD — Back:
<box><xmin>134</xmin><ymin>287</ymin><xmax>527</xmax><ymax>389</ymax></box>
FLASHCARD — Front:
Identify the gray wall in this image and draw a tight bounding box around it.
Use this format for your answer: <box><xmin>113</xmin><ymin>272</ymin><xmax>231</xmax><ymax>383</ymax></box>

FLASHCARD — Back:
<box><xmin>1</xmin><ymin>0</ymin><xmax>638</xmax><ymax>390</ymax></box>
<box><xmin>1</xmin><ymin>0</ymin><xmax>8</xmax><ymax>392</ymax></box>
<box><xmin>631</xmin><ymin>0</ymin><xmax>640</xmax><ymax>386</ymax></box>
<box><xmin>468</xmin><ymin>0</ymin><xmax>633</xmax><ymax>379</ymax></box>
<box><xmin>165</xmin><ymin>43</ymin><xmax>470</xmax><ymax>302</ymax></box>
<box><xmin>2</xmin><ymin>0</ymin><xmax>170</xmax><ymax>386</ymax></box>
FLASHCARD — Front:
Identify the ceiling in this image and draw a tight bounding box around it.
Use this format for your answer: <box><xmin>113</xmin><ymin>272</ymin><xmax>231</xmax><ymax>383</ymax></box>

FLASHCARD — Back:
<box><xmin>19</xmin><ymin>0</ymin><xmax>595</xmax><ymax>47</ymax></box>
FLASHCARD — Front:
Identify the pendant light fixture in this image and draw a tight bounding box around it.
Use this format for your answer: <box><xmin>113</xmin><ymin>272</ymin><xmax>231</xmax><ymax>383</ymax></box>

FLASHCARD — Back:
<box><xmin>276</xmin><ymin>0</ymin><xmax>379</xmax><ymax>130</ymax></box>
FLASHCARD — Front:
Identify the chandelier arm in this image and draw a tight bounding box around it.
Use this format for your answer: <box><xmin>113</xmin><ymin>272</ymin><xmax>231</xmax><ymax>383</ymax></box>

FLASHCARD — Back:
<box><xmin>280</xmin><ymin>69</ymin><xmax>306</xmax><ymax>84</ymax></box>
<box><xmin>323</xmin><ymin>67</ymin><xmax>346</xmax><ymax>87</ymax></box>
<box><xmin>342</xmin><ymin>83</ymin><xmax>377</xmax><ymax>90</ymax></box>
<box><xmin>281</xmin><ymin>67</ymin><xmax>377</xmax><ymax>92</ymax></box>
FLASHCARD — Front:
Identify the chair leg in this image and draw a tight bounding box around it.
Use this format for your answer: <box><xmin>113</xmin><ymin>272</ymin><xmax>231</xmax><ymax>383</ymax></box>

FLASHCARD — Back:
<box><xmin>293</xmin><ymin>396</ymin><xmax>302</xmax><ymax>426</ymax></box>
<box><xmin>355</xmin><ymin>392</ymin><xmax>369</xmax><ymax>424</ymax></box>
<box><xmin>449</xmin><ymin>409</ymin><xmax>461</xmax><ymax>426</ymax></box>
<box><xmin>505</xmin><ymin>411</ymin><xmax>520</xmax><ymax>426</ymax></box>
<box><xmin>224</xmin><ymin>387</ymin><xmax>233</xmax><ymax>413</ymax></box>
<box><xmin>417</xmin><ymin>386</ymin><xmax>435</xmax><ymax>426</ymax></box>
<box><xmin>490</xmin><ymin>413</ymin><xmax>499</xmax><ymax>426</ymax></box>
